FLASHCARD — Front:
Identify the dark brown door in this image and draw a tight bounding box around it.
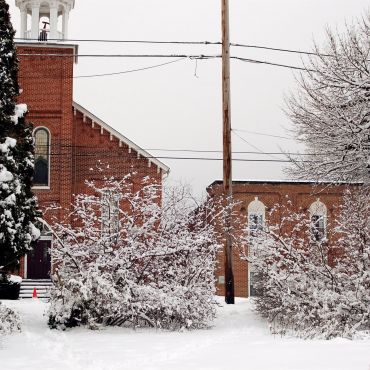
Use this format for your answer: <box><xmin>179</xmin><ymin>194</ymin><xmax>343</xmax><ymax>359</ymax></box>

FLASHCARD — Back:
<box><xmin>28</xmin><ymin>240</ymin><xmax>51</xmax><ymax>279</ymax></box>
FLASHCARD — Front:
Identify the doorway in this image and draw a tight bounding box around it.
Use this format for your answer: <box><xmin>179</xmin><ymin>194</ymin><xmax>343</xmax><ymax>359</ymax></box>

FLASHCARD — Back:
<box><xmin>27</xmin><ymin>240</ymin><xmax>51</xmax><ymax>279</ymax></box>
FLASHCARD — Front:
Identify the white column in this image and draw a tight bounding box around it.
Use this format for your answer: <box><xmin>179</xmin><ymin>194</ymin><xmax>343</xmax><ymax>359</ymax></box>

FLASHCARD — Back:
<box><xmin>62</xmin><ymin>7</ymin><xmax>70</xmax><ymax>40</ymax></box>
<box><xmin>31</xmin><ymin>1</ymin><xmax>40</xmax><ymax>40</ymax></box>
<box><xmin>49</xmin><ymin>2</ymin><xmax>58</xmax><ymax>40</ymax></box>
<box><xmin>20</xmin><ymin>6</ymin><xmax>27</xmax><ymax>39</ymax></box>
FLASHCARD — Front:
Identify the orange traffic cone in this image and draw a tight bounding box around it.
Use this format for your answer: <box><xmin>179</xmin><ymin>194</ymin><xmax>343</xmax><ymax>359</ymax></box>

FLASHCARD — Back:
<box><xmin>32</xmin><ymin>288</ymin><xmax>38</xmax><ymax>299</ymax></box>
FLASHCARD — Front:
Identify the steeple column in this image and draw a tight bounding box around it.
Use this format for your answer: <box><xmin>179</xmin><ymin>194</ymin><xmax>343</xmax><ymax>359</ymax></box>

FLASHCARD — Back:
<box><xmin>62</xmin><ymin>6</ymin><xmax>71</xmax><ymax>40</ymax></box>
<box><xmin>20</xmin><ymin>5</ymin><xmax>27</xmax><ymax>39</ymax></box>
<box><xmin>16</xmin><ymin>0</ymin><xmax>75</xmax><ymax>41</ymax></box>
<box><xmin>49</xmin><ymin>1</ymin><xmax>58</xmax><ymax>40</ymax></box>
<box><xmin>31</xmin><ymin>1</ymin><xmax>41</xmax><ymax>40</ymax></box>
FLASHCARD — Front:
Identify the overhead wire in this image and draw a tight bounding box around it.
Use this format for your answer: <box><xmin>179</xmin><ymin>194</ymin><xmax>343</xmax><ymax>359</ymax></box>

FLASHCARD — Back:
<box><xmin>34</xmin><ymin>144</ymin><xmax>319</xmax><ymax>157</ymax></box>
<box><xmin>231</xmin><ymin>130</ymin><xmax>282</xmax><ymax>160</ymax></box>
<box><xmin>14</xmin><ymin>37</ymin><xmax>335</xmax><ymax>58</ymax></box>
<box><xmin>230</xmin><ymin>42</ymin><xmax>332</xmax><ymax>57</ymax></box>
<box><xmin>231</xmin><ymin>56</ymin><xmax>314</xmax><ymax>72</ymax></box>
<box><xmin>232</xmin><ymin>128</ymin><xmax>294</xmax><ymax>141</ymax></box>
<box><xmin>14</xmin><ymin>38</ymin><xmax>353</xmax><ymax>166</ymax></box>
<box><xmin>74</xmin><ymin>58</ymin><xmax>187</xmax><ymax>78</ymax></box>
<box><xmin>15</xmin><ymin>38</ymin><xmax>222</xmax><ymax>46</ymax></box>
<box><xmin>16</xmin><ymin>52</ymin><xmax>317</xmax><ymax>74</ymax></box>
<box><xmin>16</xmin><ymin>52</ymin><xmax>221</xmax><ymax>59</ymax></box>
<box><xmin>34</xmin><ymin>151</ymin><xmax>310</xmax><ymax>163</ymax></box>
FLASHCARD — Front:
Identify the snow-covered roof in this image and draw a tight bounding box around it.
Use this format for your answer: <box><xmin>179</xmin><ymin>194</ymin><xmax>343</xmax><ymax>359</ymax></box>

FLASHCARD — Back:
<box><xmin>72</xmin><ymin>102</ymin><xmax>170</xmax><ymax>176</ymax></box>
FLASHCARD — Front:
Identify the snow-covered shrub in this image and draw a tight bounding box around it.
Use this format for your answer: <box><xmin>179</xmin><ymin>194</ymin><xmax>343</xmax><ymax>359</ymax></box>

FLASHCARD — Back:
<box><xmin>331</xmin><ymin>188</ymin><xmax>370</xmax><ymax>335</ymax></box>
<box><xmin>0</xmin><ymin>302</ymin><xmax>21</xmax><ymax>334</ymax></box>
<box><xmin>0</xmin><ymin>273</ymin><xmax>22</xmax><ymax>300</ymax></box>
<box><xmin>49</xmin><ymin>178</ymin><xmax>223</xmax><ymax>331</ymax></box>
<box><xmin>242</xmin><ymin>189</ymin><xmax>370</xmax><ymax>339</ymax></box>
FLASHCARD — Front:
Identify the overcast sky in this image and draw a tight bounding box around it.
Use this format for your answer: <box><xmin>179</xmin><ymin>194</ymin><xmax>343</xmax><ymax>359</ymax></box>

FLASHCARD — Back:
<box><xmin>7</xmin><ymin>0</ymin><xmax>370</xmax><ymax>196</ymax></box>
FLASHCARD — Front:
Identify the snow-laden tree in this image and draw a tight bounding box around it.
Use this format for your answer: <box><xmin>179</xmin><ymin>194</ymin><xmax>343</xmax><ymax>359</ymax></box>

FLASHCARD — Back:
<box><xmin>0</xmin><ymin>0</ymin><xmax>40</xmax><ymax>271</ymax></box>
<box><xmin>0</xmin><ymin>302</ymin><xmax>21</xmax><ymax>334</ymax></box>
<box><xmin>332</xmin><ymin>187</ymin><xmax>370</xmax><ymax>335</ymax></box>
<box><xmin>48</xmin><ymin>177</ymin><xmax>224</xmax><ymax>331</ymax></box>
<box><xmin>287</xmin><ymin>14</ymin><xmax>370</xmax><ymax>183</ymax></box>
<box><xmin>241</xmin><ymin>190</ymin><xmax>370</xmax><ymax>339</ymax></box>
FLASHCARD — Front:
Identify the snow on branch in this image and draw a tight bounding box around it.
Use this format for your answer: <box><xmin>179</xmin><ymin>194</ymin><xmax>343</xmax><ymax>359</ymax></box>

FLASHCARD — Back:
<box><xmin>48</xmin><ymin>177</ymin><xmax>228</xmax><ymax>331</ymax></box>
<box><xmin>287</xmin><ymin>13</ymin><xmax>370</xmax><ymax>183</ymax></box>
<box><xmin>243</xmin><ymin>190</ymin><xmax>370</xmax><ymax>339</ymax></box>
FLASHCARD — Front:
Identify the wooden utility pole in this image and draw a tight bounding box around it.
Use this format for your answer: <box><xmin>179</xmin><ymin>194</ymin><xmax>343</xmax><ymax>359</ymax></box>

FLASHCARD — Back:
<box><xmin>221</xmin><ymin>0</ymin><xmax>235</xmax><ymax>304</ymax></box>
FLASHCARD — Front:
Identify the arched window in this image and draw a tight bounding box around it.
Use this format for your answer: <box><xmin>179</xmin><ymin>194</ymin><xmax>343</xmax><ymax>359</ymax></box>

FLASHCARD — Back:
<box><xmin>248</xmin><ymin>197</ymin><xmax>266</xmax><ymax>235</ymax></box>
<box><xmin>247</xmin><ymin>197</ymin><xmax>266</xmax><ymax>297</ymax></box>
<box><xmin>309</xmin><ymin>199</ymin><xmax>327</xmax><ymax>242</ymax></box>
<box><xmin>34</xmin><ymin>128</ymin><xmax>50</xmax><ymax>187</ymax></box>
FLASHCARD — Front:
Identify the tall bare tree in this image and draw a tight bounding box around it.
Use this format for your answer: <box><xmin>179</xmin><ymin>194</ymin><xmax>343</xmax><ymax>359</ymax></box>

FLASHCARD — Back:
<box><xmin>287</xmin><ymin>14</ymin><xmax>370</xmax><ymax>183</ymax></box>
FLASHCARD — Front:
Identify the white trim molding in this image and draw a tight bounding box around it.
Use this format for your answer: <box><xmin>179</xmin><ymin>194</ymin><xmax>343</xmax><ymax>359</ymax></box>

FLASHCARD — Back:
<box><xmin>72</xmin><ymin>101</ymin><xmax>170</xmax><ymax>177</ymax></box>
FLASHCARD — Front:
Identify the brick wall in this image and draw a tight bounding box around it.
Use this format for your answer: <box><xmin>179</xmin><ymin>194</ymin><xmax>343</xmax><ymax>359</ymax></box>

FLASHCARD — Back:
<box><xmin>17</xmin><ymin>43</ymin><xmax>75</xmax><ymax>224</ymax></box>
<box><xmin>15</xmin><ymin>43</ymin><xmax>164</xmax><ymax>278</ymax></box>
<box><xmin>208</xmin><ymin>181</ymin><xmax>358</xmax><ymax>298</ymax></box>
<box><xmin>72</xmin><ymin>110</ymin><xmax>162</xmax><ymax>196</ymax></box>
<box><xmin>17</xmin><ymin>43</ymin><xmax>162</xmax><ymax>219</ymax></box>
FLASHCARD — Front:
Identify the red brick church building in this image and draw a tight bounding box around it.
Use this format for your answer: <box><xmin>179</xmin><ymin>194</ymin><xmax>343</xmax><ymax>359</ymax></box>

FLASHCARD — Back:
<box><xmin>13</xmin><ymin>0</ymin><xmax>169</xmax><ymax>286</ymax></box>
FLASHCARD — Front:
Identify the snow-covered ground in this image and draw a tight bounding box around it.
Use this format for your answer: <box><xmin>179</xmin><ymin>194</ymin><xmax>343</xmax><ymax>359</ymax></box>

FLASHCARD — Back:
<box><xmin>0</xmin><ymin>298</ymin><xmax>369</xmax><ymax>370</ymax></box>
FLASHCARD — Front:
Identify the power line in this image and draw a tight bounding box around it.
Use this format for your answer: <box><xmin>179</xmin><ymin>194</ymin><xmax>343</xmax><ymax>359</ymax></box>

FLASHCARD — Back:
<box><xmin>15</xmin><ymin>37</ymin><xmax>222</xmax><ymax>46</ymax></box>
<box><xmin>34</xmin><ymin>144</ymin><xmax>319</xmax><ymax>156</ymax></box>
<box><xmin>14</xmin><ymin>37</ymin><xmax>334</xmax><ymax>58</ymax></box>
<box><xmin>232</xmin><ymin>56</ymin><xmax>314</xmax><ymax>72</ymax></box>
<box><xmin>17</xmin><ymin>52</ymin><xmax>221</xmax><ymax>59</ymax></box>
<box><xmin>230</xmin><ymin>43</ymin><xmax>332</xmax><ymax>58</ymax></box>
<box><xmin>231</xmin><ymin>130</ymin><xmax>277</xmax><ymax>159</ymax></box>
<box><xmin>17</xmin><ymin>51</ymin><xmax>315</xmax><ymax>74</ymax></box>
<box><xmin>146</xmin><ymin>148</ymin><xmax>295</xmax><ymax>155</ymax></box>
<box><xmin>35</xmin><ymin>151</ymin><xmax>300</xmax><ymax>162</ymax></box>
<box><xmin>146</xmin><ymin>149</ymin><xmax>317</xmax><ymax>156</ymax></box>
<box><xmin>34</xmin><ymin>149</ymin><xmax>319</xmax><ymax>160</ymax></box>
<box><xmin>232</xmin><ymin>130</ymin><xmax>283</xmax><ymax>161</ymax></box>
<box><xmin>232</xmin><ymin>128</ymin><xmax>294</xmax><ymax>140</ymax></box>
<box><xmin>18</xmin><ymin>58</ymin><xmax>189</xmax><ymax>80</ymax></box>
<box><xmin>74</xmin><ymin>58</ymin><xmax>187</xmax><ymax>78</ymax></box>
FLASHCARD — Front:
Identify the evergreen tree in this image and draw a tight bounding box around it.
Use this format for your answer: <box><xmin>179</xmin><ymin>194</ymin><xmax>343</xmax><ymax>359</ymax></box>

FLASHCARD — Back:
<box><xmin>0</xmin><ymin>0</ymin><xmax>40</xmax><ymax>271</ymax></box>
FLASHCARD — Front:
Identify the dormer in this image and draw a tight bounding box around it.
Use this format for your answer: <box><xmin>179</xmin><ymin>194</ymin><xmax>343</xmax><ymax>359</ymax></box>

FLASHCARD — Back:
<box><xmin>15</xmin><ymin>0</ymin><xmax>75</xmax><ymax>41</ymax></box>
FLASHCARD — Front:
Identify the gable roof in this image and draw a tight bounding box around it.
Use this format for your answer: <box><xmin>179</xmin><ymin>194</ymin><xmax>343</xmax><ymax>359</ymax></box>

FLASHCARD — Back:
<box><xmin>73</xmin><ymin>101</ymin><xmax>170</xmax><ymax>176</ymax></box>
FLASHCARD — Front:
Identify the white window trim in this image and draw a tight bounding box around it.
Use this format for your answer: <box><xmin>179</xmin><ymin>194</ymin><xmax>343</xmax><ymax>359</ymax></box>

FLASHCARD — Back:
<box><xmin>32</xmin><ymin>126</ymin><xmax>51</xmax><ymax>190</ymax></box>
<box><xmin>247</xmin><ymin>197</ymin><xmax>266</xmax><ymax>234</ymax></box>
<box><xmin>247</xmin><ymin>197</ymin><xmax>266</xmax><ymax>296</ymax></box>
<box><xmin>309</xmin><ymin>199</ymin><xmax>328</xmax><ymax>241</ymax></box>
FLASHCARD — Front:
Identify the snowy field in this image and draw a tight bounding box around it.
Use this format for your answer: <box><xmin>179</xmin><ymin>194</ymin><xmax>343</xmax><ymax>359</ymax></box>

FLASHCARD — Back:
<box><xmin>0</xmin><ymin>298</ymin><xmax>369</xmax><ymax>370</ymax></box>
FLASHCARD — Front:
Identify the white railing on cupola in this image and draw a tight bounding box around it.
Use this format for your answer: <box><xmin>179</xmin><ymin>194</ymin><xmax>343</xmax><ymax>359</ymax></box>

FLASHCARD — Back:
<box><xmin>23</xmin><ymin>29</ymin><xmax>66</xmax><ymax>41</ymax></box>
<box><xmin>16</xmin><ymin>0</ymin><xmax>75</xmax><ymax>42</ymax></box>
<box><xmin>24</xmin><ymin>29</ymin><xmax>64</xmax><ymax>41</ymax></box>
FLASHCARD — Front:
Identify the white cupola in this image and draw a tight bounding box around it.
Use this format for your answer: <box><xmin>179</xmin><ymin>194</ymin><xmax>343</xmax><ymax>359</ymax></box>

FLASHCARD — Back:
<box><xmin>15</xmin><ymin>0</ymin><xmax>75</xmax><ymax>41</ymax></box>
